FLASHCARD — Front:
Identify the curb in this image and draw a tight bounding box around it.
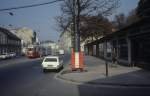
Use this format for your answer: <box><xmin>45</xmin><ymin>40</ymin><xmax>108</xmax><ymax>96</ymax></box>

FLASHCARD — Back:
<box><xmin>55</xmin><ymin>68</ymin><xmax>150</xmax><ymax>88</ymax></box>
<box><xmin>55</xmin><ymin>68</ymin><xmax>84</xmax><ymax>85</ymax></box>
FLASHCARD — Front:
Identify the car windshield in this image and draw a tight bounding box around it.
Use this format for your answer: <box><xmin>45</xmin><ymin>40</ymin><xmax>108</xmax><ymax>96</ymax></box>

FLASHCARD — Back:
<box><xmin>44</xmin><ymin>58</ymin><xmax>57</xmax><ymax>62</ymax></box>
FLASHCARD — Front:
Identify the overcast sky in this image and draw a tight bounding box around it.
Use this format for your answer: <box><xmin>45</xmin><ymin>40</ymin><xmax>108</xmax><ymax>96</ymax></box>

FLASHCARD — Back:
<box><xmin>0</xmin><ymin>0</ymin><xmax>139</xmax><ymax>42</ymax></box>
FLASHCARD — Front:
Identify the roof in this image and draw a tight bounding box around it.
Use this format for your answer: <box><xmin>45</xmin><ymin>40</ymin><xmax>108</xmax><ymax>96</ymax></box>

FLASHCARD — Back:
<box><xmin>0</xmin><ymin>27</ymin><xmax>21</xmax><ymax>40</ymax></box>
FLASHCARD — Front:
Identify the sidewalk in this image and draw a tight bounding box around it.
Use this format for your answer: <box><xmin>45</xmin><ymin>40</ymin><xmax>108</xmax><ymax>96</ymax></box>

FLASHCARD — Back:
<box><xmin>56</xmin><ymin>56</ymin><xmax>150</xmax><ymax>87</ymax></box>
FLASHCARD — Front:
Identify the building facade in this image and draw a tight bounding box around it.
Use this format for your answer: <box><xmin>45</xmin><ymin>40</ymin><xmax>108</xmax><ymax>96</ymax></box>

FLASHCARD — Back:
<box><xmin>58</xmin><ymin>26</ymin><xmax>87</xmax><ymax>54</ymax></box>
<box><xmin>40</xmin><ymin>40</ymin><xmax>58</xmax><ymax>55</ymax></box>
<box><xmin>10</xmin><ymin>27</ymin><xmax>36</xmax><ymax>55</ymax></box>
<box><xmin>85</xmin><ymin>0</ymin><xmax>150</xmax><ymax>69</ymax></box>
<box><xmin>0</xmin><ymin>27</ymin><xmax>21</xmax><ymax>55</ymax></box>
<box><xmin>85</xmin><ymin>17</ymin><xmax>150</xmax><ymax>69</ymax></box>
<box><xmin>58</xmin><ymin>29</ymin><xmax>72</xmax><ymax>54</ymax></box>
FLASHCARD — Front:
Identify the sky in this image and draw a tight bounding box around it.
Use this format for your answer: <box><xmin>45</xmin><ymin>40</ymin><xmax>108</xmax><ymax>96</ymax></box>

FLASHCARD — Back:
<box><xmin>0</xmin><ymin>0</ymin><xmax>139</xmax><ymax>42</ymax></box>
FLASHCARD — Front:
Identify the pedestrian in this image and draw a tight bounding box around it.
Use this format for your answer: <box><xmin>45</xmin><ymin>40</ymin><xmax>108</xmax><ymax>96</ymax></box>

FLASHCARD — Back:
<box><xmin>111</xmin><ymin>48</ymin><xmax>118</xmax><ymax>67</ymax></box>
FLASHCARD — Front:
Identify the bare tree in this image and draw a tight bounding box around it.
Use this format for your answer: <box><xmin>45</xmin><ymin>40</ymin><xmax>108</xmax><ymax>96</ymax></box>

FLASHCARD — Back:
<box><xmin>55</xmin><ymin>0</ymin><xmax>120</xmax><ymax>35</ymax></box>
<box><xmin>80</xmin><ymin>15</ymin><xmax>115</xmax><ymax>42</ymax></box>
<box><xmin>113</xmin><ymin>13</ymin><xmax>126</xmax><ymax>29</ymax></box>
<box><xmin>126</xmin><ymin>9</ymin><xmax>140</xmax><ymax>25</ymax></box>
<box><xmin>113</xmin><ymin>9</ymin><xmax>140</xmax><ymax>30</ymax></box>
<box><xmin>137</xmin><ymin>0</ymin><xmax>150</xmax><ymax>18</ymax></box>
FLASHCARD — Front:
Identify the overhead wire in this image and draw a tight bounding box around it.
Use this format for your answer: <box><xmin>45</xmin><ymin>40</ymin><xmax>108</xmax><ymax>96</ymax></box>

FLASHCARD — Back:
<box><xmin>0</xmin><ymin>0</ymin><xmax>63</xmax><ymax>12</ymax></box>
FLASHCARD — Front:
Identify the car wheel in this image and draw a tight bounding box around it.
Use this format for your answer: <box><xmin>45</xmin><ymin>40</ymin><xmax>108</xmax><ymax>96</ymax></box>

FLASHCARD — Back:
<box><xmin>58</xmin><ymin>65</ymin><xmax>63</xmax><ymax>72</ymax></box>
<box><xmin>61</xmin><ymin>65</ymin><xmax>64</xmax><ymax>70</ymax></box>
<box><xmin>43</xmin><ymin>69</ymin><xmax>47</xmax><ymax>73</ymax></box>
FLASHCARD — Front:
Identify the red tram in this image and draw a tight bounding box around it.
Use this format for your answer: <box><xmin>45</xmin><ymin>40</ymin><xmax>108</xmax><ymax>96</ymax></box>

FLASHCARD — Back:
<box><xmin>26</xmin><ymin>45</ymin><xmax>41</xmax><ymax>58</ymax></box>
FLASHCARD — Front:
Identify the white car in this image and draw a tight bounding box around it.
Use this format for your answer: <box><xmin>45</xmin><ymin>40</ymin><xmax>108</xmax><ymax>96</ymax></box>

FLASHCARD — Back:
<box><xmin>41</xmin><ymin>56</ymin><xmax>63</xmax><ymax>72</ymax></box>
<box><xmin>0</xmin><ymin>53</ymin><xmax>9</xmax><ymax>59</ymax></box>
<box><xmin>9</xmin><ymin>52</ymin><xmax>16</xmax><ymax>58</ymax></box>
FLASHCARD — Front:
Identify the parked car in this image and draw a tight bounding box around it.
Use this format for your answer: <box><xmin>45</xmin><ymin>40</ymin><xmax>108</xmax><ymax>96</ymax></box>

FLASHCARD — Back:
<box><xmin>9</xmin><ymin>52</ymin><xmax>16</xmax><ymax>58</ymax></box>
<box><xmin>0</xmin><ymin>53</ymin><xmax>9</xmax><ymax>59</ymax></box>
<box><xmin>41</xmin><ymin>56</ymin><xmax>63</xmax><ymax>72</ymax></box>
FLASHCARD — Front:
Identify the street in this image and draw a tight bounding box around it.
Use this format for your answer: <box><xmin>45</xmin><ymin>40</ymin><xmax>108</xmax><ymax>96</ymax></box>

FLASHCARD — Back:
<box><xmin>0</xmin><ymin>55</ymin><xmax>79</xmax><ymax>96</ymax></box>
<box><xmin>0</xmin><ymin>55</ymin><xmax>150</xmax><ymax>96</ymax></box>
<box><xmin>0</xmin><ymin>0</ymin><xmax>150</xmax><ymax>96</ymax></box>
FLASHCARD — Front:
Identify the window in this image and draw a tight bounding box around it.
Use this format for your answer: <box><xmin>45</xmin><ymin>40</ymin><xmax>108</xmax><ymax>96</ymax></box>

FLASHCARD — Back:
<box><xmin>99</xmin><ymin>43</ymin><xmax>104</xmax><ymax>57</ymax></box>
<box><xmin>2</xmin><ymin>36</ymin><xmax>4</xmax><ymax>44</ymax></box>
<box><xmin>27</xmin><ymin>48</ymin><xmax>33</xmax><ymax>51</ymax></box>
<box><xmin>93</xmin><ymin>45</ymin><xmax>96</xmax><ymax>56</ymax></box>
<box><xmin>3</xmin><ymin>36</ymin><xmax>6</xmax><ymax>44</ymax></box>
<box><xmin>44</xmin><ymin>58</ymin><xmax>57</xmax><ymax>62</ymax></box>
<box><xmin>0</xmin><ymin>35</ymin><xmax>1</xmax><ymax>44</ymax></box>
<box><xmin>107</xmin><ymin>42</ymin><xmax>112</xmax><ymax>58</ymax></box>
<box><xmin>118</xmin><ymin>39</ymin><xmax>128</xmax><ymax>60</ymax></box>
<box><xmin>133</xmin><ymin>35</ymin><xmax>150</xmax><ymax>64</ymax></box>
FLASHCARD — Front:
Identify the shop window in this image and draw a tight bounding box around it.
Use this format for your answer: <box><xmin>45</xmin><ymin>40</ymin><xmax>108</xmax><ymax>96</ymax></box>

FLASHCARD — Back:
<box><xmin>118</xmin><ymin>39</ymin><xmax>128</xmax><ymax>60</ymax></box>
<box><xmin>106</xmin><ymin>42</ymin><xmax>112</xmax><ymax>58</ymax></box>
<box><xmin>93</xmin><ymin>45</ymin><xmax>96</xmax><ymax>56</ymax></box>
<box><xmin>99</xmin><ymin>43</ymin><xmax>104</xmax><ymax>58</ymax></box>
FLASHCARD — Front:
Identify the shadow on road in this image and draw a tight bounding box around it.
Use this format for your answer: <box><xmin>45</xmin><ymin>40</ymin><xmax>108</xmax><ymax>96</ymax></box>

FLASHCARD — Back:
<box><xmin>43</xmin><ymin>67</ymin><xmax>64</xmax><ymax>73</ymax></box>
<box><xmin>77</xmin><ymin>69</ymin><xmax>150</xmax><ymax>96</ymax></box>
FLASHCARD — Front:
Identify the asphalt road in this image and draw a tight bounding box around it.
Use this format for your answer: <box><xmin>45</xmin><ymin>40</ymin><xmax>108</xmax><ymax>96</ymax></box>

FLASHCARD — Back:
<box><xmin>0</xmin><ymin>55</ymin><xmax>150</xmax><ymax>96</ymax></box>
<box><xmin>0</xmin><ymin>55</ymin><xmax>78</xmax><ymax>96</ymax></box>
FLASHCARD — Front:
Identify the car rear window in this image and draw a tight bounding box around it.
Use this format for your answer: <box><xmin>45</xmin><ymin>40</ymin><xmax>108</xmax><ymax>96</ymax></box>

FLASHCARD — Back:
<box><xmin>44</xmin><ymin>58</ymin><xmax>57</xmax><ymax>62</ymax></box>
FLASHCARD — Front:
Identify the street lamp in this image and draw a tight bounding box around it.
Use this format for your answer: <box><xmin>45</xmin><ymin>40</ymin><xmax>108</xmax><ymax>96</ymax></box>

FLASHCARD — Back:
<box><xmin>9</xmin><ymin>12</ymin><xmax>14</xmax><ymax>16</ymax></box>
